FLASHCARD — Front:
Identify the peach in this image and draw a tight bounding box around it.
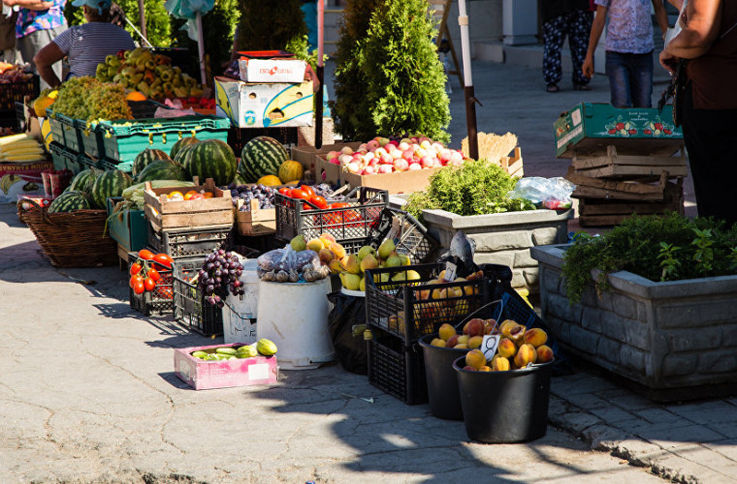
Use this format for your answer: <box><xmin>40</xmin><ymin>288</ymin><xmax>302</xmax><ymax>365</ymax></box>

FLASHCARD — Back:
<box><xmin>491</xmin><ymin>355</ymin><xmax>510</xmax><ymax>371</ymax></box>
<box><xmin>514</xmin><ymin>344</ymin><xmax>537</xmax><ymax>368</ymax></box>
<box><xmin>524</xmin><ymin>328</ymin><xmax>548</xmax><ymax>348</ymax></box>
<box><xmin>468</xmin><ymin>336</ymin><xmax>483</xmax><ymax>349</ymax></box>
<box><xmin>430</xmin><ymin>338</ymin><xmax>446</xmax><ymax>348</ymax></box>
<box><xmin>456</xmin><ymin>334</ymin><xmax>469</xmax><ymax>345</ymax></box>
<box><xmin>438</xmin><ymin>323</ymin><xmax>456</xmax><ymax>341</ymax></box>
<box><xmin>463</xmin><ymin>318</ymin><xmax>484</xmax><ymax>337</ymax></box>
<box><xmin>454</xmin><ymin>344</ymin><xmax>468</xmax><ymax>349</ymax></box>
<box><xmin>465</xmin><ymin>349</ymin><xmax>487</xmax><ymax>370</ymax></box>
<box><xmin>483</xmin><ymin>319</ymin><xmax>497</xmax><ymax>335</ymax></box>
<box><xmin>536</xmin><ymin>345</ymin><xmax>554</xmax><ymax>363</ymax></box>
<box><xmin>445</xmin><ymin>335</ymin><xmax>459</xmax><ymax>348</ymax></box>
<box><xmin>508</xmin><ymin>324</ymin><xmax>526</xmax><ymax>346</ymax></box>
<box><xmin>319</xmin><ymin>233</ymin><xmax>336</xmax><ymax>247</ymax></box>
<box><xmin>318</xmin><ymin>248</ymin><xmax>334</xmax><ymax>264</ymax></box>
<box><xmin>463</xmin><ymin>365</ymin><xmax>476</xmax><ymax>371</ymax></box>
<box><xmin>497</xmin><ymin>338</ymin><xmax>516</xmax><ymax>358</ymax></box>
<box><xmin>478</xmin><ymin>365</ymin><xmax>492</xmax><ymax>372</ymax></box>
<box><xmin>499</xmin><ymin>319</ymin><xmax>518</xmax><ymax>336</ymax></box>
<box><xmin>330</xmin><ymin>242</ymin><xmax>346</xmax><ymax>260</ymax></box>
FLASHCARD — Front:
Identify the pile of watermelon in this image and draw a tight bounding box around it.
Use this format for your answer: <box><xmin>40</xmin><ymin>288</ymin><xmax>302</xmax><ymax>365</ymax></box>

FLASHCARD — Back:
<box><xmin>51</xmin><ymin>167</ymin><xmax>134</xmax><ymax>213</ymax></box>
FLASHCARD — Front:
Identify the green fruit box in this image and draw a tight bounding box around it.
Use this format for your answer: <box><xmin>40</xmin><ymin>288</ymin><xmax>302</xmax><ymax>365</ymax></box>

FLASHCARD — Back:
<box><xmin>174</xmin><ymin>343</ymin><xmax>278</xmax><ymax>390</ymax></box>
<box><xmin>106</xmin><ymin>197</ymin><xmax>147</xmax><ymax>252</ymax></box>
<box><xmin>554</xmin><ymin>103</ymin><xmax>683</xmax><ymax>158</ymax></box>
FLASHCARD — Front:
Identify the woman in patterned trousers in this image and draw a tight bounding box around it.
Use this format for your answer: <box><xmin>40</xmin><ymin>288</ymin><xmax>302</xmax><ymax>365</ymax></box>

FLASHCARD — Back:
<box><xmin>542</xmin><ymin>0</ymin><xmax>594</xmax><ymax>92</ymax></box>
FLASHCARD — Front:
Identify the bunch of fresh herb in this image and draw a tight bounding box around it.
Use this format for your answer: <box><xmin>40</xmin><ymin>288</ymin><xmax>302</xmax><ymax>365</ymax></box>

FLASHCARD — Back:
<box><xmin>562</xmin><ymin>213</ymin><xmax>737</xmax><ymax>303</ymax></box>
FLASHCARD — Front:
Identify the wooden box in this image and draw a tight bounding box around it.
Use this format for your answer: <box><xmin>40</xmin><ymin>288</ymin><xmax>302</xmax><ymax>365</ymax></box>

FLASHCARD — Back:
<box><xmin>571</xmin><ymin>145</ymin><xmax>687</xmax><ymax>180</ymax></box>
<box><xmin>567</xmin><ymin>169</ymin><xmax>672</xmax><ymax>201</ymax></box>
<box><xmin>174</xmin><ymin>343</ymin><xmax>278</xmax><ymax>390</ymax></box>
<box><xmin>236</xmin><ymin>198</ymin><xmax>276</xmax><ymax>236</ymax></box>
<box><xmin>291</xmin><ymin>142</ymin><xmax>361</xmax><ymax>181</ymax></box>
<box><xmin>578</xmin><ymin>180</ymin><xmax>684</xmax><ymax>227</ymax></box>
<box><xmin>143</xmin><ymin>178</ymin><xmax>233</xmax><ymax>232</ymax></box>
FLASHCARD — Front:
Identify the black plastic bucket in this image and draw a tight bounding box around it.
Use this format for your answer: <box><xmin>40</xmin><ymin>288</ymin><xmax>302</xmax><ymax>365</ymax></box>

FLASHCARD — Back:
<box><xmin>453</xmin><ymin>356</ymin><xmax>552</xmax><ymax>443</ymax></box>
<box><xmin>418</xmin><ymin>334</ymin><xmax>470</xmax><ymax>420</ymax></box>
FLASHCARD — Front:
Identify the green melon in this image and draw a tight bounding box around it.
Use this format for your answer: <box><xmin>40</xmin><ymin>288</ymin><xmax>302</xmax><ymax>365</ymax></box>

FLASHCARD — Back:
<box><xmin>182</xmin><ymin>139</ymin><xmax>237</xmax><ymax>186</ymax></box>
<box><xmin>90</xmin><ymin>169</ymin><xmax>133</xmax><ymax>209</ymax></box>
<box><xmin>238</xmin><ymin>136</ymin><xmax>288</xmax><ymax>183</ymax></box>
<box><xmin>135</xmin><ymin>160</ymin><xmax>185</xmax><ymax>183</ymax></box>
<box><xmin>170</xmin><ymin>136</ymin><xmax>200</xmax><ymax>160</ymax></box>
<box><xmin>133</xmin><ymin>148</ymin><xmax>170</xmax><ymax>176</ymax></box>
<box><xmin>48</xmin><ymin>190</ymin><xmax>91</xmax><ymax>213</ymax></box>
<box><xmin>65</xmin><ymin>167</ymin><xmax>99</xmax><ymax>195</ymax></box>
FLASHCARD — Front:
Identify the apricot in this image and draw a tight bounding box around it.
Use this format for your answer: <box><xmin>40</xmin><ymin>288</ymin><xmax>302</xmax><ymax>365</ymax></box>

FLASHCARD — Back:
<box><xmin>491</xmin><ymin>355</ymin><xmax>510</xmax><ymax>371</ymax></box>
<box><xmin>524</xmin><ymin>328</ymin><xmax>548</xmax><ymax>348</ymax></box>
<box><xmin>463</xmin><ymin>318</ymin><xmax>484</xmax><ymax>337</ymax></box>
<box><xmin>497</xmin><ymin>338</ymin><xmax>516</xmax><ymax>358</ymax></box>
<box><xmin>483</xmin><ymin>318</ymin><xmax>497</xmax><ymax>335</ymax></box>
<box><xmin>465</xmin><ymin>349</ymin><xmax>487</xmax><ymax>370</ymax></box>
<box><xmin>454</xmin><ymin>344</ymin><xmax>468</xmax><ymax>349</ymax></box>
<box><xmin>430</xmin><ymin>338</ymin><xmax>446</xmax><ymax>348</ymax></box>
<box><xmin>536</xmin><ymin>344</ymin><xmax>554</xmax><ymax>363</ymax></box>
<box><xmin>463</xmin><ymin>365</ymin><xmax>476</xmax><ymax>371</ymax></box>
<box><xmin>468</xmin><ymin>336</ymin><xmax>483</xmax><ymax>349</ymax></box>
<box><xmin>438</xmin><ymin>323</ymin><xmax>456</xmax><ymax>341</ymax></box>
<box><xmin>508</xmin><ymin>324</ymin><xmax>526</xmax><ymax>346</ymax></box>
<box><xmin>445</xmin><ymin>335</ymin><xmax>459</xmax><ymax>348</ymax></box>
<box><xmin>514</xmin><ymin>344</ymin><xmax>537</xmax><ymax>368</ymax></box>
<box><xmin>499</xmin><ymin>319</ymin><xmax>518</xmax><ymax>336</ymax></box>
<box><xmin>478</xmin><ymin>365</ymin><xmax>492</xmax><ymax>372</ymax></box>
<box><xmin>457</xmin><ymin>335</ymin><xmax>469</xmax><ymax>346</ymax></box>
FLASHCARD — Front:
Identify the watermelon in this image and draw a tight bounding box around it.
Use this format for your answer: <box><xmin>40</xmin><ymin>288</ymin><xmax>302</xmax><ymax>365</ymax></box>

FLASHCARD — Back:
<box><xmin>135</xmin><ymin>160</ymin><xmax>185</xmax><ymax>183</ymax></box>
<box><xmin>133</xmin><ymin>148</ymin><xmax>170</xmax><ymax>176</ymax></box>
<box><xmin>232</xmin><ymin>173</ymin><xmax>248</xmax><ymax>185</ymax></box>
<box><xmin>170</xmin><ymin>136</ymin><xmax>200</xmax><ymax>160</ymax></box>
<box><xmin>90</xmin><ymin>169</ymin><xmax>133</xmax><ymax>209</ymax></box>
<box><xmin>183</xmin><ymin>139</ymin><xmax>237</xmax><ymax>186</ymax></box>
<box><xmin>65</xmin><ymin>167</ymin><xmax>99</xmax><ymax>194</ymax></box>
<box><xmin>48</xmin><ymin>191</ymin><xmax>91</xmax><ymax>213</ymax></box>
<box><xmin>238</xmin><ymin>136</ymin><xmax>288</xmax><ymax>183</ymax></box>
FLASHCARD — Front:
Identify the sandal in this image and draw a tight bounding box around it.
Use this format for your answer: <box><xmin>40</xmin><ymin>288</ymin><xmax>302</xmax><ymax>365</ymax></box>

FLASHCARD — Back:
<box><xmin>546</xmin><ymin>84</ymin><xmax>560</xmax><ymax>93</ymax></box>
<box><xmin>573</xmin><ymin>83</ymin><xmax>592</xmax><ymax>91</ymax></box>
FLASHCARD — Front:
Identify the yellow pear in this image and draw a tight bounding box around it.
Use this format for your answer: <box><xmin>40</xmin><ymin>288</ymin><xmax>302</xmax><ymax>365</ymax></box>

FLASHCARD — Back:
<box><xmin>360</xmin><ymin>253</ymin><xmax>379</xmax><ymax>273</ymax></box>
<box><xmin>306</xmin><ymin>238</ymin><xmax>324</xmax><ymax>252</ymax></box>
<box><xmin>378</xmin><ymin>239</ymin><xmax>396</xmax><ymax>260</ymax></box>
<box><xmin>357</xmin><ymin>245</ymin><xmax>376</xmax><ymax>261</ymax></box>
<box><xmin>341</xmin><ymin>254</ymin><xmax>360</xmax><ymax>275</ymax></box>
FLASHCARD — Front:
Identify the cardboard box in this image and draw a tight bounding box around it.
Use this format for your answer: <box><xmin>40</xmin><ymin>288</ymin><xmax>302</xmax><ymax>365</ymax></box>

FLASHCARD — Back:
<box><xmin>214</xmin><ymin>76</ymin><xmax>314</xmax><ymax>129</ymax></box>
<box><xmin>341</xmin><ymin>166</ymin><xmax>441</xmax><ymax>194</ymax></box>
<box><xmin>238</xmin><ymin>58</ymin><xmax>307</xmax><ymax>83</ymax></box>
<box><xmin>554</xmin><ymin>103</ymin><xmax>683</xmax><ymax>158</ymax></box>
<box><xmin>292</xmin><ymin>142</ymin><xmax>362</xmax><ymax>182</ymax></box>
<box><xmin>174</xmin><ymin>343</ymin><xmax>278</xmax><ymax>390</ymax></box>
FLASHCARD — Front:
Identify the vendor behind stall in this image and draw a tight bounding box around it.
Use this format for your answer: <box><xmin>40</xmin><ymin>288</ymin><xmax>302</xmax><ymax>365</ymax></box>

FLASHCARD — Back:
<box><xmin>34</xmin><ymin>0</ymin><xmax>133</xmax><ymax>87</ymax></box>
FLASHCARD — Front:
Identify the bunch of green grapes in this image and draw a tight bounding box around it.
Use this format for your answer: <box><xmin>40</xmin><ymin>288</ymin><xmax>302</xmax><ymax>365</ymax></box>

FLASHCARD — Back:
<box><xmin>51</xmin><ymin>77</ymin><xmax>100</xmax><ymax>119</ymax></box>
<box><xmin>86</xmin><ymin>82</ymin><xmax>132</xmax><ymax>122</ymax></box>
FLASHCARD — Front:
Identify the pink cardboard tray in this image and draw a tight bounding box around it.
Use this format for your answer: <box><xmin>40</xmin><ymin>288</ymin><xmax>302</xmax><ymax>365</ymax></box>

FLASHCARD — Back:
<box><xmin>174</xmin><ymin>343</ymin><xmax>278</xmax><ymax>390</ymax></box>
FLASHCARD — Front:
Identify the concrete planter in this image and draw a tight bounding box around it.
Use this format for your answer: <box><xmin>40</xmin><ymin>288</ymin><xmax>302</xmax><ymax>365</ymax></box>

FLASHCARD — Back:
<box><xmin>531</xmin><ymin>244</ymin><xmax>737</xmax><ymax>397</ymax></box>
<box><xmin>421</xmin><ymin>208</ymin><xmax>572</xmax><ymax>292</ymax></box>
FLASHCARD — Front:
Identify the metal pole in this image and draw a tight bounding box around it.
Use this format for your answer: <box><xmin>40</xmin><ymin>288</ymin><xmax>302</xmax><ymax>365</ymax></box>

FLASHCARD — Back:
<box><xmin>196</xmin><ymin>12</ymin><xmax>207</xmax><ymax>86</ymax></box>
<box><xmin>315</xmin><ymin>0</ymin><xmax>325</xmax><ymax>149</ymax></box>
<box><xmin>137</xmin><ymin>0</ymin><xmax>147</xmax><ymax>40</ymax></box>
<box><xmin>457</xmin><ymin>0</ymin><xmax>478</xmax><ymax>159</ymax></box>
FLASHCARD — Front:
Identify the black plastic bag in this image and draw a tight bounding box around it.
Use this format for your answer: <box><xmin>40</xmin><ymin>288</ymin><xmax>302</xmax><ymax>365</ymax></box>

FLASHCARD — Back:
<box><xmin>327</xmin><ymin>292</ymin><xmax>367</xmax><ymax>375</ymax></box>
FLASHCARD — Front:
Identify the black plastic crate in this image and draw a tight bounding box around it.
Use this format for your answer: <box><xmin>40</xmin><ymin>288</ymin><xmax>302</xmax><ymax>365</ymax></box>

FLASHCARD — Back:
<box><xmin>367</xmin><ymin>325</ymin><xmax>427</xmax><ymax>405</ymax></box>
<box><xmin>365</xmin><ymin>208</ymin><xmax>439</xmax><ymax>264</ymax></box>
<box><xmin>0</xmin><ymin>74</ymin><xmax>39</xmax><ymax>111</ymax></box>
<box><xmin>365</xmin><ymin>263</ymin><xmax>490</xmax><ymax>346</ymax></box>
<box><xmin>148</xmin><ymin>224</ymin><xmax>230</xmax><ymax>259</ymax></box>
<box><xmin>127</xmin><ymin>251</ymin><xmax>180</xmax><ymax>316</ymax></box>
<box><xmin>172</xmin><ymin>259</ymin><xmax>224</xmax><ymax>336</ymax></box>
<box><xmin>275</xmin><ymin>186</ymin><xmax>388</xmax><ymax>243</ymax></box>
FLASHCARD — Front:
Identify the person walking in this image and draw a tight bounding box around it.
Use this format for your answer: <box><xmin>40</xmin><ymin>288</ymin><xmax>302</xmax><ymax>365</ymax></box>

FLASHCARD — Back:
<box><xmin>659</xmin><ymin>0</ymin><xmax>737</xmax><ymax>225</ymax></box>
<box><xmin>542</xmin><ymin>0</ymin><xmax>595</xmax><ymax>92</ymax></box>
<box><xmin>2</xmin><ymin>0</ymin><xmax>66</xmax><ymax>89</ymax></box>
<box><xmin>582</xmin><ymin>0</ymin><xmax>669</xmax><ymax>107</ymax></box>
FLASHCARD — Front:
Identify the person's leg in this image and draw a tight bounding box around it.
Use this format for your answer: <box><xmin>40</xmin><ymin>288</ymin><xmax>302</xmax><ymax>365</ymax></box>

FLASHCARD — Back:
<box><xmin>543</xmin><ymin>16</ymin><xmax>565</xmax><ymax>90</ymax></box>
<box><xmin>570</xmin><ymin>9</ymin><xmax>594</xmax><ymax>88</ymax></box>
<box><xmin>605</xmin><ymin>51</ymin><xmax>632</xmax><ymax>107</ymax></box>
<box><xmin>629</xmin><ymin>51</ymin><xmax>654</xmax><ymax>108</ymax></box>
<box><xmin>681</xmin><ymin>84</ymin><xmax>737</xmax><ymax>225</ymax></box>
<box><xmin>21</xmin><ymin>25</ymin><xmax>66</xmax><ymax>90</ymax></box>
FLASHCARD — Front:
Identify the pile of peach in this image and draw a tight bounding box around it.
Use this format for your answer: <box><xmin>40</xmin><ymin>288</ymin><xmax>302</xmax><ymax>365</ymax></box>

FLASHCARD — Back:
<box><xmin>429</xmin><ymin>318</ymin><xmax>495</xmax><ymax>349</ymax></box>
<box><xmin>461</xmin><ymin>320</ymin><xmax>554</xmax><ymax>372</ymax></box>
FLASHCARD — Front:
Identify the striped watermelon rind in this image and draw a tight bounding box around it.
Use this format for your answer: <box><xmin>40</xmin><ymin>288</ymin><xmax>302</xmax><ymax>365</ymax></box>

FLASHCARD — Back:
<box><xmin>65</xmin><ymin>167</ymin><xmax>99</xmax><ymax>194</ymax></box>
<box><xmin>238</xmin><ymin>136</ymin><xmax>288</xmax><ymax>183</ymax></box>
<box><xmin>90</xmin><ymin>170</ymin><xmax>133</xmax><ymax>209</ymax></box>
<box><xmin>170</xmin><ymin>137</ymin><xmax>200</xmax><ymax>160</ymax></box>
<box><xmin>135</xmin><ymin>160</ymin><xmax>185</xmax><ymax>183</ymax></box>
<box><xmin>133</xmin><ymin>149</ymin><xmax>171</xmax><ymax>176</ymax></box>
<box><xmin>183</xmin><ymin>139</ymin><xmax>236</xmax><ymax>186</ymax></box>
<box><xmin>48</xmin><ymin>190</ymin><xmax>91</xmax><ymax>213</ymax></box>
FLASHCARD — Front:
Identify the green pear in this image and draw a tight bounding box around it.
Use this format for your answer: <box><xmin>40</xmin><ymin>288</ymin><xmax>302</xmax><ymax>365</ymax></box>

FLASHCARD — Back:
<box><xmin>359</xmin><ymin>277</ymin><xmax>366</xmax><ymax>291</ymax></box>
<box><xmin>378</xmin><ymin>239</ymin><xmax>396</xmax><ymax>260</ymax></box>
<box><xmin>341</xmin><ymin>272</ymin><xmax>362</xmax><ymax>290</ymax></box>
<box><xmin>399</xmin><ymin>254</ymin><xmax>411</xmax><ymax>266</ymax></box>
<box><xmin>385</xmin><ymin>255</ymin><xmax>402</xmax><ymax>268</ymax></box>
<box><xmin>290</xmin><ymin>235</ymin><xmax>307</xmax><ymax>252</ymax></box>
<box><xmin>357</xmin><ymin>245</ymin><xmax>376</xmax><ymax>261</ymax></box>
<box><xmin>360</xmin><ymin>253</ymin><xmax>379</xmax><ymax>273</ymax></box>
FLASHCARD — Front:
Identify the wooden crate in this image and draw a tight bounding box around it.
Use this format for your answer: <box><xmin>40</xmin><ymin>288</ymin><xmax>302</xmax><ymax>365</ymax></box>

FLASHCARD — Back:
<box><xmin>578</xmin><ymin>180</ymin><xmax>684</xmax><ymax>227</ymax></box>
<box><xmin>499</xmin><ymin>147</ymin><xmax>523</xmax><ymax>178</ymax></box>
<box><xmin>144</xmin><ymin>178</ymin><xmax>233</xmax><ymax>232</ymax></box>
<box><xmin>292</xmin><ymin>142</ymin><xmax>362</xmax><ymax>183</ymax></box>
<box><xmin>572</xmin><ymin>145</ymin><xmax>688</xmax><ymax>180</ymax></box>
<box><xmin>236</xmin><ymin>198</ymin><xmax>276</xmax><ymax>236</ymax></box>
<box><xmin>567</xmin><ymin>169</ymin><xmax>671</xmax><ymax>201</ymax></box>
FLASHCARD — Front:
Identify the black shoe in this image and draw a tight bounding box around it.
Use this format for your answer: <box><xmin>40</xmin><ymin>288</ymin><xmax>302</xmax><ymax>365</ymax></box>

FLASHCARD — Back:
<box><xmin>573</xmin><ymin>83</ymin><xmax>592</xmax><ymax>91</ymax></box>
<box><xmin>546</xmin><ymin>84</ymin><xmax>560</xmax><ymax>93</ymax></box>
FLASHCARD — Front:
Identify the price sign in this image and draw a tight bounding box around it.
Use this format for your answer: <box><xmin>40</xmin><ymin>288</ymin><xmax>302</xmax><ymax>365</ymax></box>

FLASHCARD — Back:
<box><xmin>444</xmin><ymin>261</ymin><xmax>457</xmax><ymax>281</ymax></box>
<box><xmin>481</xmin><ymin>335</ymin><xmax>500</xmax><ymax>361</ymax></box>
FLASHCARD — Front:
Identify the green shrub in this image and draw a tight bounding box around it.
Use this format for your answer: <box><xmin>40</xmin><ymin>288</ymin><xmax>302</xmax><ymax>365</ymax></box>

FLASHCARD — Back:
<box><xmin>235</xmin><ymin>0</ymin><xmax>307</xmax><ymax>51</ymax></box>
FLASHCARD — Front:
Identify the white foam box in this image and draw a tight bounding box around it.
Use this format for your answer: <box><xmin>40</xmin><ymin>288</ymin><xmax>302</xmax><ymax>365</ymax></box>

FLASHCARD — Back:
<box><xmin>214</xmin><ymin>76</ymin><xmax>314</xmax><ymax>129</ymax></box>
<box><xmin>238</xmin><ymin>58</ymin><xmax>307</xmax><ymax>83</ymax></box>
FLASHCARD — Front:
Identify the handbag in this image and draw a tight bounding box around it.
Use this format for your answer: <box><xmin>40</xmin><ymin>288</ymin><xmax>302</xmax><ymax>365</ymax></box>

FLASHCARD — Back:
<box><xmin>657</xmin><ymin>60</ymin><xmax>687</xmax><ymax>127</ymax></box>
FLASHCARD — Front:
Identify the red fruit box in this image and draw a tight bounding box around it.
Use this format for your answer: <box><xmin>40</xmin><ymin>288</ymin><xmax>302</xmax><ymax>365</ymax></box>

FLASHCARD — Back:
<box><xmin>0</xmin><ymin>160</ymin><xmax>52</xmax><ymax>178</ymax></box>
<box><xmin>173</xmin><ymin>343</ymin><xmax>278</xmax><ymax>390</ymax></box>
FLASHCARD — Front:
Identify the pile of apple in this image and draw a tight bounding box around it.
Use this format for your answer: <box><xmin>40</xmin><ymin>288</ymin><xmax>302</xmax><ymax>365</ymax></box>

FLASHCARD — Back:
<box><xmin>325</xmin><ymin>136</ymin><xmax>468</xmax><ymax>176</ymax></box>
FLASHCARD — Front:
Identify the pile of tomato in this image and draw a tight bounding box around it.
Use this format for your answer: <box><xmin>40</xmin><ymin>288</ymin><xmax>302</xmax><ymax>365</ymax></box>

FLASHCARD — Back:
<box><xmin>129</xmin><ymin>249</ymin><xmax>174</xmax><ymax>298</ymax></box>
<box><xmin>276</xmin><ymin>186</ymin><xmax>359</xmax><ymax>226</ymax></box>
<box><xmin>166</xmin><ymin>189</ymin><xmax>215</xmax><ymax>202</ymax></box>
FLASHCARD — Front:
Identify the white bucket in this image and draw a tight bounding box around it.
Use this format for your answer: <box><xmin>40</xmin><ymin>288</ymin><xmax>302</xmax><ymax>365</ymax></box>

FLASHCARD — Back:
<box><xmin>223</xmin><ymin>257</ymin><xmax>260</xmax><ymax>344</ymax></box>
<box><xmin>256</xmin><ymin>278</ymin><xmax>334</xmax><ymax>370</ymax></box>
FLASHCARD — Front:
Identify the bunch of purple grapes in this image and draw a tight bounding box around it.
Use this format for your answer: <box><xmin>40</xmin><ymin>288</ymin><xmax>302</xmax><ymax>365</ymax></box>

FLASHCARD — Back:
<box><xmin>198</xmin><ymin>249</ymin><xmax>244</xmax><ymax>307</ymax></box>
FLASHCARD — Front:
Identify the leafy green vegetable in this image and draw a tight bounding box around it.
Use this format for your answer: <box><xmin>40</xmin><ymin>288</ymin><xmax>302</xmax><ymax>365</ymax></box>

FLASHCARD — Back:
<box><xmin>562</xmin><ymin>213</ymin><xmax>737</xmax><ymax>303</ymax></box>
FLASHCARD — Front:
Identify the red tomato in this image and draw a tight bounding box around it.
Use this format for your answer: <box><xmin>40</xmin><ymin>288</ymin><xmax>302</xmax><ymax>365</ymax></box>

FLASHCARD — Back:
<box><xmin>144</xmin><ymin>278</ymin><xmax>156</xmax><ymax>291</ymax></box>
<box><xmin>201</xmin><ymin>192</ymin><xmax>214</xmax><ymax>199</ymax></box>
<box><xmin>278</xmin><ymin>187</ymin><xmax>291</xmax><ymax>196</ymax></box>
<box><xmin>157</xmin><ymin>286</ymin><xmax>173</xmax><ymax>300</ymax></box>
<box><xmin>310</xmin><ymin>195</ymin><xmax>328</xmax><ymax>209</ymax></box>
<box><xmin>138</xmin><ymin>249</ymin><xmax>155</xmax><ymax>260</ymax></box>
<box><xmin>129</xmin><ymin>262</ymin><xmax>142</xmax><ymax>276</ymax></box>
<box><xmin>147</xmin><ymin>267</ymin><xmax>161</xmax><ymax>282</ymax></box>
<box><xmin>133</xmin><ymin>280</ymin><xmax>145</xmax><ymax>295</ymax></box>
<box><xmin>183</xmin><ymin>190</ymin><xmax>199</xmax><ymax>200</ymax></box>
<box><xmin>302</xmin><ymin>203</ymin><xmax>311</xmax><ymax>211</ymax></box>
<box><xmin>153</xmin><ymin>253</ymin><xmax>173</xmax><ymax>269</ymax></box>
<box><xmin>300</xmin><ymin>185</ymin><xmax>315</xmax><ymax>198</ymax></box>
<box><xmin>290</xmin><ymin>188</ymin><xmax>309</xmax><ymax>200</ymax></box>
<box><xmin>130</xmin><ymin>274</ymin><xmax>144</xmax><ymax>289</ymax></box>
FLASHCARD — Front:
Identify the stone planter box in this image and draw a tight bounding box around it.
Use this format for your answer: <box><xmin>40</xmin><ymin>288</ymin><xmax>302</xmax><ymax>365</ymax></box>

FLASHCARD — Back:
<box><xmin>420</xmin><ymin>208</ymin><xmax>572</xmax><ymax>292</ymax></box>
<box><xmin>531</xmin><ymin>244</ymin><xmax>737</xmax><ymax>399</ymax></box>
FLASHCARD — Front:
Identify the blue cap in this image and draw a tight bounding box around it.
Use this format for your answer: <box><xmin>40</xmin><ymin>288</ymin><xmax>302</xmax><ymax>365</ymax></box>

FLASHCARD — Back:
<box><xmin>72</xmin><ymin>0</ymin><xmax>112</xmax><ymax>14</ymax></box>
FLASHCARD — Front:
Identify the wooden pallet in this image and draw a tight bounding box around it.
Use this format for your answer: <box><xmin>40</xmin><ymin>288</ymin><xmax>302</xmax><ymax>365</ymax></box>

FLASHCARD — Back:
<box><xmin>572</xmin><ymin>145</ymin><xmax>688</xmax><ymax>180</ymax></box>
<box><xmin>567</xmin><ymin>168</ymin><xmax>670</xmax><ymax>201</ymax></box>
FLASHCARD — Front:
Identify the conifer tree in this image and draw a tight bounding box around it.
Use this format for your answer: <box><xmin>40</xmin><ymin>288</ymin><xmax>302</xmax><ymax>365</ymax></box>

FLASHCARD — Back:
<box><xmin>236</xmin><ymin>0</ymin><xmax>307</xmax><ymax>51</ymax></box>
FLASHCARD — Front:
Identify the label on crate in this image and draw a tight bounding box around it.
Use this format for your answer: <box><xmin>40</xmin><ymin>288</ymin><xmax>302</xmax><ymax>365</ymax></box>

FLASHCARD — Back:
<box><xmin>248</xmin><ymin>363</ymin><xmax>270</xmax><ymax>380</ymax></box>
<box><xmin>480</xmin><ymin>335</ymin><xmax>501</xmax><ymax>361</ymax></box>
<box><xmin>444</xmin><ymin>261</ymin><xmax>457</xmax><ymax>282</ymax></box>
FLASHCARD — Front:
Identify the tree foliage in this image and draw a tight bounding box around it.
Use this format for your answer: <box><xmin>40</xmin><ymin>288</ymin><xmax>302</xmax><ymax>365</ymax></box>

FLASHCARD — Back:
<box><xmin>235</xmin><ymin>0</ymin><xmax>307</xmax><ymax>51</ymax></box>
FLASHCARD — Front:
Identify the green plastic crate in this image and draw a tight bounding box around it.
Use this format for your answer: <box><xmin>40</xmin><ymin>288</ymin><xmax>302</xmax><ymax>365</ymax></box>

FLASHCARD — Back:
<box><xmin>99</xmin><ymin>158</ymin><xmax>134</xmax><ymax>173</ymax></box>
<box><xmin>107</xmin><ymin>197</ymin><xmax>147</xmax><ymax>252</ymax></box>
<box><xmin>96</xmin><ymin>115</ymin><xmax>231</xmax><ymax>164</ymax></box>
<box><xmin>46</xmin><ymin>110</ymin><xmax>83</xmax><ymax>153</ymax></box>
<box><xmin>47</xmin><ymin>116</ymin><xmax>66</xmax><ymax>149</ymax></box>
<box><xmin>554</xmin><ymin>103</ymin><xmax>683</xmax><ymax>158</ymax></box>
<box><xmin>75</xmin><ymin>119</ymin><xmax>104</xmax><ymax>159</ymax></box>
<box><xmin>49</xmin><ymin>142</ymin><xmax>82</xmax><ymax>174</ymax></box>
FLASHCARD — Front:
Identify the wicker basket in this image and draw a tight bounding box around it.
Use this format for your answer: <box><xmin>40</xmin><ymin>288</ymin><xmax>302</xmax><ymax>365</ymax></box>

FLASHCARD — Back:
<box><xmin>17</xmin><ymin>199</ymin><xmax>118</xmax><ymax>268</ymax></box>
